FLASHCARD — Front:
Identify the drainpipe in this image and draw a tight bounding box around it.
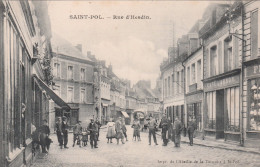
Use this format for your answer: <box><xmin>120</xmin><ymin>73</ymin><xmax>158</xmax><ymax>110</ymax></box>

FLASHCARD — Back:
<box><xmin>240</xmin><ymin>4</ymin><xmax>245</xmax><ymax>147</ymax></box>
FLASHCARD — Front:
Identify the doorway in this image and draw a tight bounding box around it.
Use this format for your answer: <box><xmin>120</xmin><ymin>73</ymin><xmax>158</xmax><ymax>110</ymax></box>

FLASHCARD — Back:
<box><xmin>216</xmin><ymin>89</ymin><xmax>224</xmax><ymax>139</ymax></box>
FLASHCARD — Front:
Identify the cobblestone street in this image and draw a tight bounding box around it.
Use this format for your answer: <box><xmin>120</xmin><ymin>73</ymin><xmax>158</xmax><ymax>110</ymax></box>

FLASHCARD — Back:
<box><xmin>32</xmin><ymin>126</ymin><xmax>260</xmax><ymax>167</ymax></box>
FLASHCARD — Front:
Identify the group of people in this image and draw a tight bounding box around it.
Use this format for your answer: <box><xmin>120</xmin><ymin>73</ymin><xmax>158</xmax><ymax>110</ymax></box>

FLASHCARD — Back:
<box><xmin>55</xmin><ymin>117</ymin><xmax>101</xmax><ymax>149</ymax></box>
<box><xmin>106</xmin><ymin>117</ymin><xmax>128</xmax><ymax>144</ymax></box>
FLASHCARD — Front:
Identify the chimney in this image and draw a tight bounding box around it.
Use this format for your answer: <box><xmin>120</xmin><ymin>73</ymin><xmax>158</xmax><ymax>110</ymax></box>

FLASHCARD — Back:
<box><xmin>75</xmin><ymin>44</ymin><xmax>82</xmax><ymax>52</ymax></box>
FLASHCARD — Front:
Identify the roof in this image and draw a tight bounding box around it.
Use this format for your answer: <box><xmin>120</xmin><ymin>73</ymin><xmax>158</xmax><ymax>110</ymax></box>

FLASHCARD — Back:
<box><xmin>51</xmin><ymin>33</ymin><xmax>92</xmax><ymax>62</ymax></box>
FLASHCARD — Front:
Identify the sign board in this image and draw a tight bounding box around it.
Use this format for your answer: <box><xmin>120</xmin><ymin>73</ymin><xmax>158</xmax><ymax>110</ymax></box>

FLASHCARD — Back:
<box><xmin>204</xmin><ymin>75</ymin><xmax>240</xmax><ymax>91</ymax></box>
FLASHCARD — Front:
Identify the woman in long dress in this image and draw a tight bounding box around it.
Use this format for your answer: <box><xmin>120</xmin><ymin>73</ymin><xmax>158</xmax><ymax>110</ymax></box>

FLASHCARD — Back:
<box><xmin>106</xmin><ymin>119</ymin><xmax>115</xmax><ymax>143</ymax></box>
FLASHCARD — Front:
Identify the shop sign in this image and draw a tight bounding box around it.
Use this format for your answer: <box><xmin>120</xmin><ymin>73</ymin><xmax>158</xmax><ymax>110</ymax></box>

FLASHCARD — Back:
<box><xmin>247</xmin><ymin>65</ymin><xmax>260</xmax><ymax>78</ymax></box>
<box><xmin>204</xmin><ymin>75</ymin><xmax>239</xmax><ymax>91</ymax></box>
<box><xmin>186</xmin><ymin>92</ymin><xmax>203</xmax><ymax>103</ymax></box>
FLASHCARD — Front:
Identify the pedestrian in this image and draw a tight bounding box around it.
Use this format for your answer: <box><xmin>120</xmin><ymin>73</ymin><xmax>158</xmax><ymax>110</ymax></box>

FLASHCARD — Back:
<box><xmin>87</xmin><ymin>118</ymin><xmax>98</xmax><ymax>148</ymax></box>
<box><xmin>39</xmin><ymin>119</ymin><xmax>50</xmax><ymax>153</ymax></box>
<box><xmin>106</xmin><ymin>118</ymin><xmax>115</xmax><ymax>143</ymax></box>
<box><xmin>160</xmin><ymin>114</ymin><xmax>169</xmax><ymax>146</ymax></box>
<box><xmin>61</xmin><ymin>116</ymin><xmax>69</xmax><ymax>149</ymax></box>
<box><xmin>173</xmin><ymin>117</ymin><xmax>183</xmax><ymax>147</ymax></box>
<box><xmin>187</xmin><ymin>117</ymin><xmax>196</xmax><ymax>146</ymax></box>
<box><xmin>122</xmin><ymin>119</ymin><xmax>128</xmax><ymax>141</ymax></box>
<box><xmin>73</xmin><ymin>121</ymin><xmax>83</xmax><ymax>147</ymax></box>
<box><xmin>148</xmin><ymin>115</ymin><xmax>158</xmax><ymax>145</ymax></box>
<box><xmin>131</xmin><ymin>118</ymin><xmax>141</xmax><ymax>141</ymax></box>
<box><xmin>82</xmin><ymin>127</ymin><xmax>89</xmax><ymax>147</ymax></box>
<box><xmin>115</xmin><ymin>117</ymin><xmax>125</xmax><ymax>144</ymax></box>
<box><xmin>55</xmin><ymin>117</ymin><xmax>63</xmax><ymax>149</ymax></box>
<box><xmin>95</xmin><ymin>118</ymin><xmax>101</xmax><ymax>141</ymax></box>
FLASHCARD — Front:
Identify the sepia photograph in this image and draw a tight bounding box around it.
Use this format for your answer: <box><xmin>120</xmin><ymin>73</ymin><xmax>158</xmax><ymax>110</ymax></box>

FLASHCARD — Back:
<box><xmin>0</xmin><ymin>0</ymin><xmax>260</xmax><ymax>166</ymax></box>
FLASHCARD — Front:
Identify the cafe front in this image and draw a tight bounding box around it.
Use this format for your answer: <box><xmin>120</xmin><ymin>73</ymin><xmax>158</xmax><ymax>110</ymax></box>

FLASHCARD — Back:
<box><xmin>203</xmin><ymin>70</ymin><xmax>241</xmax><ymax>142</ymax></box>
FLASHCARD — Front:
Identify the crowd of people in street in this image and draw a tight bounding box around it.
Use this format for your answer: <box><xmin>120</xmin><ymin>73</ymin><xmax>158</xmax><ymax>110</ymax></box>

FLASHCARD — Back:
<box><xmin>32</xmin><ymin>112</ymin><xmax>197</xmax><ymax>154</ymax></box>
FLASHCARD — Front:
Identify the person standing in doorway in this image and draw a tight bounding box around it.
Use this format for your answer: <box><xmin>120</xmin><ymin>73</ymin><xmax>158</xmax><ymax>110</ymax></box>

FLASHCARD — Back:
<box><xmin>148</xmin><ymin>115</ymin><xmax>158</xmax><ymax>145</ymax></box>
<box><xmin>87</xmin><ymin>119</ymin><xmax>98</xmax><ymax>148</ymax></box>
<box><xmin>187</xmin><ymin>117</ymin><xmax>196</xmax><ymax>146</ymax></box>
<box><xmin>55</xmin><ymin>117</ymin><xmax>63</xmax><ymax>149</ymax></box>
<box><xmin>173</xmin><ymin>117</ymin><xmax>183</xmax><ymax>147</ymax></box>
<box><xmin>62</xmin><ymin>116</ymin><xmax>69</xmax><ymax>149</ymax></box>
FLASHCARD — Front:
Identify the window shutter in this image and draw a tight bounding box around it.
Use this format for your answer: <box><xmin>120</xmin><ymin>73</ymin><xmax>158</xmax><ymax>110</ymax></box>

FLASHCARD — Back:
<box><xmin>204</xmin><ymin>48</ymin><xmax>209</xmax><ymax>78</ymax></box>
<box><xmin>251</xmin><ymin>10</ymin><xmax>258</xmax><ymax>58</ymax></box>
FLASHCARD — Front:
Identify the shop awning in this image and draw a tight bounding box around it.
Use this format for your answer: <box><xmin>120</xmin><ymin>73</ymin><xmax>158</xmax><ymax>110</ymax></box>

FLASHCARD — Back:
<box><xmin>33</xmin><ymin>75</ymin><xmax>71</xmax><ymax>110</ymax></box>
<box><xmin>121</xmin><ymin>111</ymin><xmax>129</xmax><ymax>118</ymax></box>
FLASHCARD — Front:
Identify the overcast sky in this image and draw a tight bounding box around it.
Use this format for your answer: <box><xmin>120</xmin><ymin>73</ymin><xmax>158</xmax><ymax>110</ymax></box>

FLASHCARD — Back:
<box><xmin>48</xmin><ymin>1</ymin><xmax>211</xmax><ymax>88</ymax></box>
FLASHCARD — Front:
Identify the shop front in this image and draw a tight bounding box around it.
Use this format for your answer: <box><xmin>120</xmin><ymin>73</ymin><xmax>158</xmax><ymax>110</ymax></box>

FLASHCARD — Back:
<box><xmin>203</xmin><ymin>70</ymin><xmax>241</xmax><ymax>142</ymax></box>
<box><xmin>186</xmin><ymin>90</ymin><xmax>203</xmax><ymax>138</ymax></box>
<box><xmin>245</xmin><ymin>62</ymin><xmax>260</xmax><ymax>147</ymax></box>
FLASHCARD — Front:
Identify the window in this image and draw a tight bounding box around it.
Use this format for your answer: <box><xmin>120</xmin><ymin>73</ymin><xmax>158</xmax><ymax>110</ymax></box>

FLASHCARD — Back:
<box><xmin>168</xmin><ymin>76</ymin><xmax>170</xmax><ymax>96</ymax></box>
<box><xmin>224</xmin><ymin>36</ymin><xmax>233</xmax><ymax>72</ymax></box>
<box><xmin>251</xmin><ymin>10</ymin><xmax>258</xmax><ymax>58</ymax></box>
<box><xmin>80</xmin><ymin>88</ymin><xmax>86</xmax><ymax>103</ymax></box>
<box><xmin>197</xmin><ymin>60</ymin><xmax>202</xmax><ymax>86</ymax></box>
<box><xmin>177</xmin><ymin>72</ymin><xmax>180</xmax><ymax>93</ymax></box>
<box><xmin>53</xmin><ymin>63</ymin><xmax>60</xmax><ymax>77</ymax></box>
<box><xmin>191</xmin><ymin>63</ymin><xmax>196</xmax><ymax>84</ymax></box>
<box><xmin>172</xmin><ymin>74</ymin><xmax>174</xmax><ymax>95</ymax></box>
<box><xmin>225</xmin><ymin>87</ymin><xmax>240</xmax><ymax>132</ymax></box>
<box><xmin>68</xmin><ymin>66</ymin><xmax>73</xmax><ymax>80</ymax></box>
<box><xmin>206</xmin><ymin>91</ymin><xmax>216</xmax><ymax>129</ymax></box>
<box><xmin>164</xmin><ymin>78</ymin><xmax>167</xmax><ymax>97</ymax></box>
<box><xmin>249</xmin><ymin>79</ymin><xmax>260</xmax><ymax>131</ymax></box>
<box><xmin>187</xmin><ymin>67</ymin><xmax>190</xmax><ymax>89</ymax></box>
<box><xmin>80</xmin><ymin>68</ymin><xmax>85</xmax><ymax>81</ymax></box>
<box><xmin>210</xmin><ymin>46</ymin><xmax>218</xmax><ymax>76</ymax></box>
<box><xmin>67</xmin><ymin>87</ymin><xmax>74</xmax><ymax>102</ymax></box>
<box><xmin>181</xmin><ymin>70</ymin><xmax>184</xmax><ymax>93</ymax></box>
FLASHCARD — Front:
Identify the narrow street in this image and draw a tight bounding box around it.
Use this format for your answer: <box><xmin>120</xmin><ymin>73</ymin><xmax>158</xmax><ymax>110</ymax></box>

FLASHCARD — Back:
<box><xmin>32</xmin><ymin>126</ymin><xmax>260</xmax><ymax>167</ymax></box>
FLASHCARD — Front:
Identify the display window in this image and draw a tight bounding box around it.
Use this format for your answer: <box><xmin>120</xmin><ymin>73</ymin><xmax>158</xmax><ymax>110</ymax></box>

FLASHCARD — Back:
<box><xmin>249</xmin><ymin>79</ymin><xmax>260</xmax><ymax>131</ymax></box>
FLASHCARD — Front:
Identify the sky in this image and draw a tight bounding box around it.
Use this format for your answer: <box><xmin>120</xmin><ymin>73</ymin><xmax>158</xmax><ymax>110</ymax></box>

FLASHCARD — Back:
<box><xmin>48</xmin><ymin>1</ymin><xmax>211</xmax><ymax>88</ymax></box>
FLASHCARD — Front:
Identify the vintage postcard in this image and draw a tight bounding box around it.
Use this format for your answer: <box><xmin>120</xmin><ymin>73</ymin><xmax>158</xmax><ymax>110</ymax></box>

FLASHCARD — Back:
<box><xmin>0</xmin><ymin>0</ymin><xmax>260</xmax><ymax>167</ymax></box>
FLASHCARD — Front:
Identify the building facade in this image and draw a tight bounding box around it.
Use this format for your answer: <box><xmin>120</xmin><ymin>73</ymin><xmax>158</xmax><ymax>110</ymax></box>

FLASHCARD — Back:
<box><xmin>51</xmin><ymin>34</ymin><xmax>95</xmax><ymax>128</ymax></box>
<box><xmin>0</xmin><ymin>1</ymin><xmax>55</xmax><ymax>166</ymax></box>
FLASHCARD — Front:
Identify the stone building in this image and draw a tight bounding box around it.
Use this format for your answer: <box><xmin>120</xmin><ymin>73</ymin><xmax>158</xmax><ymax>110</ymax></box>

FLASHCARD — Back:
<box><xmin>50</xmin><ymin>34</ymin><xmax>95</xmax><ymax>129</ymax></box>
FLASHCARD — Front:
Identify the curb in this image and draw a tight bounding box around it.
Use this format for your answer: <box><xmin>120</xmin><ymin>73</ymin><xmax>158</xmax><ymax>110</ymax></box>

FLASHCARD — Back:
<box><xmin>181</xmin><ymin>140</ymin><xmax>260</xmax><ymax>155</ymax></box>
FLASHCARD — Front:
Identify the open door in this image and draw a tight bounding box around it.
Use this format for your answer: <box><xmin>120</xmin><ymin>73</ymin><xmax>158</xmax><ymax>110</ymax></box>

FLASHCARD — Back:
<box><xmin>216</xmin><ymin>89</ymin><xmax>224</xmax><ymax>139</ymax></box>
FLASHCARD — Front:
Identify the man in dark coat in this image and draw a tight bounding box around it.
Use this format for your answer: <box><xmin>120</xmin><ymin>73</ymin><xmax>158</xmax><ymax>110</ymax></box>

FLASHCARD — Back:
<box><xmin>55</xmin><ymin>117</ymin><xmax>63</xmax><ymax>148</ymax></box>
<box><xmin>39</xmin><ymin>120</ymin><xmax>50</xmax><ymax>153</ymax></box>
<box><xmin>173</xmin><ymin>117</ymin><xmax>183</xmax><ymax>147</ymax></box>
<box><xmin>148</xmin><ymin>115</ymin><xmax>158</xmax><ymax>145</ymax></box>
<box><xmin>61</xmin><ymin>116</ymin><xmax>69</xmax><ymax>149</ymax></box>
<box><xmin>187</xmin><ymin>118</ymin><xmax>197</xmax><ymax>146</ymax></box>
<box><xmin>87</xmin><ymin>119</ymin><xmax>98</xmax><ymax>148</ymax></box>
<box><xmin>160</xmin><ymin>114</ymin><xmax>169</xmax><ymax>146</ymax></box>
<box><xmin>95</xmin><ymin>118</ymin><xmax>101</xmax><ymax>141</ymax></box>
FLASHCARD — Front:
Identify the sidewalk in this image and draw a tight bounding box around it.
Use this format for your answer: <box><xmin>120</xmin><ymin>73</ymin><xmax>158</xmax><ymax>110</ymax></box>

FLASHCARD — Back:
<box><xmin>180</xmin><ymin>136</ymin><xmax>260</xmax><ymax>155</ymax></box>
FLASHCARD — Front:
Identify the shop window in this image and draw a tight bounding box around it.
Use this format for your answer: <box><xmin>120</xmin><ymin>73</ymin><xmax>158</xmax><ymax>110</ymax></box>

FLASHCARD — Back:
<box><xmin>210</xmin><ymin>46</ymin><xmax>218</xmax><ymax>76</ymax></box>
<box><xmin>206</xmin><ymin>91</ymin><xmax>216</xmax><ymax>129</ymax></box>
<box><xmin>225</xmin><ymin>87</ymin><xmax>240</xmax><ymax>132</ymax></box>
<box><xmin>249</xmin><ymin>79</ymin><xmax>260</xmax><ymax>131</ymax></box>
